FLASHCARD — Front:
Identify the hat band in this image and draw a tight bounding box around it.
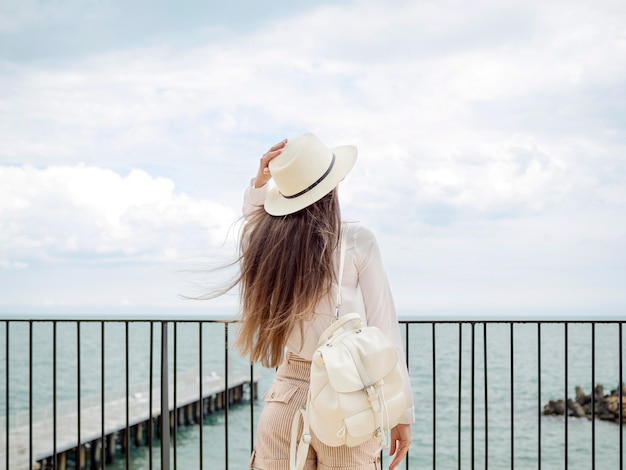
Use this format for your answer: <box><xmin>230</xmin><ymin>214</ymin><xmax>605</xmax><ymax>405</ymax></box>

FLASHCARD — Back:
<box><xmin>280</xmin><ymin>153</ymin><xmax>336</xmax><ymax>199</ymax></box>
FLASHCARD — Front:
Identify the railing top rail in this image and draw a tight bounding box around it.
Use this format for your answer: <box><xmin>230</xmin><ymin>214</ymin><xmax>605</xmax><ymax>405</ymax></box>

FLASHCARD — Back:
<box><xmin>0</xmin><ymin>310</ymin><xmax>623</xmax><ymax>322</ymax></box>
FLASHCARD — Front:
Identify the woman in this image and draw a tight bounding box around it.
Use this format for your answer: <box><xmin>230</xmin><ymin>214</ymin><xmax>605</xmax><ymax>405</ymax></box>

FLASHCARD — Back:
<box><xmin>237</xmin><ymin>133</ymin><xmax>413</xmax><ymax>470</ymax></box>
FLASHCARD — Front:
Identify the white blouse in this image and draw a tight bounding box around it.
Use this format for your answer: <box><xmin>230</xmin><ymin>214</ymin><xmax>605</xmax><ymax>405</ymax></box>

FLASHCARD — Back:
<box><xmin>243</xmin><ymin>182</ymin><xmax>415</xmax><ymax>424</ymax></box>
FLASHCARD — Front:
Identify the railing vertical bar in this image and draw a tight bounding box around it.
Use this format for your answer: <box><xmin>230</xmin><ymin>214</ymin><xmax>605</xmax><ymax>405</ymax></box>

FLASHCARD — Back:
<box><xmin>161</xmin><ymin>321</ymin><xmax>171</xmax><ymax>470</ymax></box>
<box><xmin>125</xmin><ymin>321</ymin><xmax>130</xmax><ymax>470</ymax></box>
<box><xmin>591</xmin><ymin>323</ymin><xmax>595</xmax><ymax>470</ymax></box>
<box><xmin>29</xmin><ymin>321</ymin><xmax>33</xmax><ymax>470</ymax></box>
<box><xmin>406</xmin><ymin>322</ymin><xmax>410</xmax><ymax>470</ymax></box>
<box><xmin>564</xmin><ymin>323</ymin><xmax>568</xmax><ymax>470</ymax></box>
<box><xmin>617</xmin><ymin>322</ymin><xmax>624</xmax><ymax>470</ymax></box>
<box><xmin>483</xmin><ymin>323</ymin><xmax>488</xmax><ymax>470</ymax></box>
<box><xmin>510</xmin><ymin>323</ymin><xmax>514</xmax><ymax>470</ymax></box>
<box><xmin>174</xmin><ymin>322</ymin><xmax>178</xmax><ymax>470</ymax></box>
<box><xmin>53</xmin><ymin>321</ymin><xmax>57</xmax><ymax>470</ymax></box>
<box><xmin>538</xmin><ymin>323</ymin><xmax>542</xmax><ymax>470</ymax></box>
<box><xmin>199</xmin><ymin>322</ymin><xmax>204</xmax><ymax>470</ymax></box>
<box><xmin>77</xmin><ymin>322</ymin><xmax>82</xmax><ymax>470</ymax></box>
<box><xmin>471</xmin><ymin>322</ymin><xmax>475</xmax><ymax>470</ymax></box>
<box><xmin>101</xmin><ymin>321</ymin><xmax>105</xmax><ymax>470</ymax></box>
<box><xmin>250</xmin><ymin>362</ymin><xmax>255</xmax><ymax>455</ymax></box>
<box><xmin>149</xmin><ymin>321</ymin><xmax>154</xmax><ymax>469</ymax></box>
<box><xmin>5</xmin><ymin>321</ymin><xmax>9</xmax><ymax>470</ymax></box>
<box><xmin>458</xmin><ymin>323</ymin><xmax>462</xmax><ymax>470</ymax></box>
<box><xmin>432</xmin><ymin>322</ymin><xmax>436</xmax><ymax>470</ymax></box>
<box><xmin>225</xmin><ymin>322</ymin><xmax>230</xmax><ymax>470</ymax></box>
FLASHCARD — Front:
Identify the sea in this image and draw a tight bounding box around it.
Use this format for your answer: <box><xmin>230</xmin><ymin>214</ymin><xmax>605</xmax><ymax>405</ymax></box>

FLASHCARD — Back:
<box><xmin>1</xmin><ymin>318</ymin><xmax>625</xmax><ymax>469</ymax></box>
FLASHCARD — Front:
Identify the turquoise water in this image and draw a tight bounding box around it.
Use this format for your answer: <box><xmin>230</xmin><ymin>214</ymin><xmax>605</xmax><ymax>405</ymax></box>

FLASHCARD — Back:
<box><xmin>1</xmin><ymin>320</ymin><xmax>625</xmax><ymax>469</ymax></box>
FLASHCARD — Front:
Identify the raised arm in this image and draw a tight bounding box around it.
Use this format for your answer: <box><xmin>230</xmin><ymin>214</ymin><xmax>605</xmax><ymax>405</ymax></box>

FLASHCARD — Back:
<box><xmin>242</xmin><ymin>138</ymin><xmax>287</xmax><ymax>219</ymax></box>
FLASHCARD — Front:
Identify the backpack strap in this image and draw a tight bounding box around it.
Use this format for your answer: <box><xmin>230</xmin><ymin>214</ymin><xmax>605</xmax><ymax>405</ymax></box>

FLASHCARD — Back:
<box><xmin>290</xmin><ymin>397</ymin><xmax>312</xmax><ymax>470</ymax></box>
<box><xmin>334</xmin><ymin>225</ymin><xmax>348</xmax><ymax>320</ymax></box>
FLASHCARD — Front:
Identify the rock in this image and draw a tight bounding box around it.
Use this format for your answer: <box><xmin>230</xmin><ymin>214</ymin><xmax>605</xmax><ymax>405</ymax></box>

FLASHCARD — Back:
<box><xmin>576</xmin><ymin>388</ymin><xmax>591</xmax><ymax>406</ymax></box>
<box><xmin>543</xmin><ymin>399</ymin><xmax>566</xmax><ymax>415</ymax></box>
<box><xmin>606</xmin><ymin>396</ymin><xmax>626</xmax><ymax>416</ymax></box>
<box><xmin>568</xmin><ymin>399</ymin><xmax>586</xmax><ymax>418</ymax></box>
<box><xmin>595</xmin><ymin>384</ymin><xmax>604</xmax><ymax>400</ymax></box>
<box><xmin>554</xmin><ymin>400</ymin><xmax>566</xmax><ymax>414</ymax></box>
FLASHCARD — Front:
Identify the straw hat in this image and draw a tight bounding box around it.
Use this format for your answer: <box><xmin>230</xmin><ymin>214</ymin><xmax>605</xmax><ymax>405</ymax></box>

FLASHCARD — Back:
<box><xmin>264</xmin><ymin>133</ymin><xmax>357</xmax><ymax>216</ymax></box>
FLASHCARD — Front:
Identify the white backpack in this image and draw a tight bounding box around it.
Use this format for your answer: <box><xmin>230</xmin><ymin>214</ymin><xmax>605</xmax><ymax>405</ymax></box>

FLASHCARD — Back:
<box><xmin>289</xmin><ymin>228</ymin><xmax>408</xmax><ymax>470</ymax></box>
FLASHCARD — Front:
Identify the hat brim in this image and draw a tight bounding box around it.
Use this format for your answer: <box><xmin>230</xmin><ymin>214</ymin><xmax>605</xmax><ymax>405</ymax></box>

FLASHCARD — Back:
<box><xmin>264</xmin><ymin>144</ymin><xmax>357</xmax><ymax>216</ymax></box>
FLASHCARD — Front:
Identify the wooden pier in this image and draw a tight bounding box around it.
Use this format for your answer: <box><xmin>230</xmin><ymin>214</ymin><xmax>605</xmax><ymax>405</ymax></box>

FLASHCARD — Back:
<box><xmin>1</xmin><ymin>369</ymin><xmax>260</xmax><ymax>470</ymax></box>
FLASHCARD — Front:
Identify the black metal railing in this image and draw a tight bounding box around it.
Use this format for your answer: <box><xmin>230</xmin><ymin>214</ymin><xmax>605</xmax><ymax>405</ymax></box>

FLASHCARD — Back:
<box><xmin>1</xmin><ymin>315</ymin><xmax>624</xmax><ymax>469</ymax></box>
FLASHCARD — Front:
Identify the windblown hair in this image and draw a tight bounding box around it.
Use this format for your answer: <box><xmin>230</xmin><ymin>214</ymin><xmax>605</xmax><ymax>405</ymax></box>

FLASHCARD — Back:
<box><xmin>236</xmin><ymin>189</ymin><xmax>341</xmax><ymax>368</ymax></box>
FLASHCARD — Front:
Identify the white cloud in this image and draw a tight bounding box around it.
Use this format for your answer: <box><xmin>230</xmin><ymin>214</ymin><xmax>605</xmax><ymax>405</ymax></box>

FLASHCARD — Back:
<box><xmin>0</xmin><ymin>164</ymin><xmax>238</xmax><ymax>268</ymax></box>
<box><xmin>412</xmin><ymin>136</ymin><xmax>568</xmax><ymax>213</ymax></box>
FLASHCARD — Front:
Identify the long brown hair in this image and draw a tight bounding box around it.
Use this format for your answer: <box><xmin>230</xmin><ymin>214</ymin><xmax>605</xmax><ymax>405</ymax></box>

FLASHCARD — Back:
<box><xmin>236</xmin><ymin>189</ymin><xmax>341</xmax><ymax>367</ymax></box>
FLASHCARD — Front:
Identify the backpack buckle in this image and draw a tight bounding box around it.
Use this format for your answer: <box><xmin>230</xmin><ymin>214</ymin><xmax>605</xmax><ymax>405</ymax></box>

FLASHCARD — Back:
<box><xmin>365</xmin><ymin>384</ymin><xmax>378</xmax><ymax>401</ymax></box>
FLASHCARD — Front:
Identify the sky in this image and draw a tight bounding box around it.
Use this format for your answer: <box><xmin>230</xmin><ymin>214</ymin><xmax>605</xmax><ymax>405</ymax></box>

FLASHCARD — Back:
<box><xmin>0</xmin><ymin>0</ymin><xmax>625</xmax><ymax>318</ymax></box>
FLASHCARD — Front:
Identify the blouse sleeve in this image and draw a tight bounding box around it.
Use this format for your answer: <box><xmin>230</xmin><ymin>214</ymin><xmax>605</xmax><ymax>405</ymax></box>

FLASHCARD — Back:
<box><xmin>243</xmin><ymin>179</ymin><xmax>269</xmax><ymax>219</ymax></box>
<box><xmin>353</xmin><ymin>225</ymin><xmax>415</xmax><ymax>424</ymax></box>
